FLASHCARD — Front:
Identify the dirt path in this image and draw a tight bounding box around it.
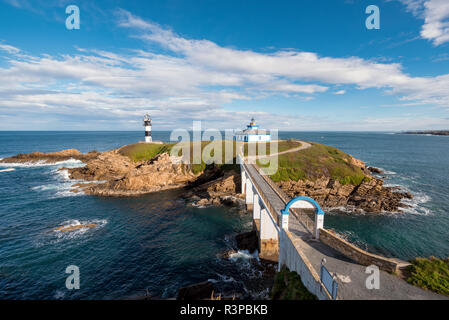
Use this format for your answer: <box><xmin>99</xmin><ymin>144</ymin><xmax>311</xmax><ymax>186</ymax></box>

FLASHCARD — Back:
<box><xmin>245</xmin><ymin>140</ymin><xmax>311</xmax><ymax>162</ymax></box>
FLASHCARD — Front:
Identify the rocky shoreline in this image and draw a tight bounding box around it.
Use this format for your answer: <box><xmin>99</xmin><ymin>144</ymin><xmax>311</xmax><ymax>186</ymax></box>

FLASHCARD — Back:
<box><xmin>0</xmin><ymin>146</ymin><xmax>413</xmax><ymax>213</ymax></box>
<box><xmin>0</xmin><ymin>145</ymin><xmax>418</xmax><ymax>299</ymax></box>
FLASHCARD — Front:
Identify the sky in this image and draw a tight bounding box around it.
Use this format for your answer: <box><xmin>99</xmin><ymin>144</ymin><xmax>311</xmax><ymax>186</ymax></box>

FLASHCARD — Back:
<box><xmin>0</xmin><ymin>0</ymin><xmax>448</xmax><ymax>131</ymax></box>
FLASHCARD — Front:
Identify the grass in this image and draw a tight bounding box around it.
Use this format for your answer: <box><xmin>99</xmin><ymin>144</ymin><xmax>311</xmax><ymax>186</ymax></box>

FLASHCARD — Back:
<box><xmin>259</xmin><ymin>142</ymin><xmax>369</xmax><ymax>186</ymax></box>
<box><xmin>119</xmin><ymin>140</ymin><xmax>302</xmax><ymax>174</ymax></box>
<box><xmin>270</xmin><ymin>266</ymin><xmax>317</xmax><ymax>300</ymax></box>
<box><xmin>406</xmin><ymin>257</ymin><xmax>449</xmax><ymax>297</ymax></box>
<box><xmin>119</xmin><ymin>143</ymin><xmax>175</xmax><ymax>162</ymax></box>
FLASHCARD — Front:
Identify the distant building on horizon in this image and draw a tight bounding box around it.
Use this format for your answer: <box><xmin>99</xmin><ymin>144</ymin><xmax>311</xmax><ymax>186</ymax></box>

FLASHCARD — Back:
<box><xmin>235</xmin><ymin>118</ymin><xmax>271</xmax><ymax>142</ymax></box>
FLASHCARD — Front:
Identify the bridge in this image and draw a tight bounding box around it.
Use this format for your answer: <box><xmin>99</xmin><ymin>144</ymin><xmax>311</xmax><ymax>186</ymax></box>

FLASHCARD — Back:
<box><xmin>238</xmin><ymin>152</ymin><xmax>446</xmax><ymax>300</ymax></box>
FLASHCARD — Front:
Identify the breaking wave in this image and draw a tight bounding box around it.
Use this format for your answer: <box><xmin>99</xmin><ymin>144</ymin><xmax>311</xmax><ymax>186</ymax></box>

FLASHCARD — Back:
<box><xmin>35</xmin><ymin>219</ymin><xmax>108</xmax><ymax>247</ymax></box>
<box><xmin>0</xmin><ymin>158</ymin><xmax>85</xmax><ymax>168</ymax></box>
<box><xmin>31</xmin><ymin>168</ymin><xmax>87</xmax><ymax>199</ymax></box>
<box><xmin>400</xmin><ymin>192</ymin><xmax>431</xmax><ymax>216</ymax></box>
<box><xmin>0</xmin><ymin>168</ymin><xmax>15</xmax><ymax>172</ymax></box>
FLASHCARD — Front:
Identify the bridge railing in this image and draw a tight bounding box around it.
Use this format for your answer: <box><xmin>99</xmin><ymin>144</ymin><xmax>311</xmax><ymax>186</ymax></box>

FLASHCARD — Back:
<box><xmin>256</xmin><ymin>164</ymin><xmax>315</xmax><ymax>234</ymax></box>
<box><xmin>241</xmin><ymin>161</ymin><xmax>280</xmax><ymax>225</ymax></box>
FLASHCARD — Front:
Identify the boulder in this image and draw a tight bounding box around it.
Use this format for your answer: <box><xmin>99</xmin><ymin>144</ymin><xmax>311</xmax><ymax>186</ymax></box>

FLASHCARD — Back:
<box><xmin>177</xmin><ymin>281</ymin><xmax>214</xmax><ymax>300</ymax></box>
<box><xmin>235</xmin><ymin>231</ymin><xmax>258</xmax><ymax>253</ymax></box>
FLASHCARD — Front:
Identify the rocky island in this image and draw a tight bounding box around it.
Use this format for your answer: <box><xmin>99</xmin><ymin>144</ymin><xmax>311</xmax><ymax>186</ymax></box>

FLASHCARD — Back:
<box><xmin>0</xmin><ymin>140</ymin><xmax>412</xmax><ymax>214</ymax></box>
<box><xmin>401</xmin><ymin>130</ymin><xmax>449</xmax><ymax>136</ymax></box>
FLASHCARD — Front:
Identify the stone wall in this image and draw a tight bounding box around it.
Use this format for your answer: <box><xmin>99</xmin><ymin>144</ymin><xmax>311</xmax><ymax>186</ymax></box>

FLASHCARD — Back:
<box><xmin>279</xmin><ymin>230</ymin><xmax>332</xmax><ymax>300</ymax></box>
<box><xmin>319</xmin><ymin>229</ymin><xmax>407</xmax><ymax>273</ymax></box>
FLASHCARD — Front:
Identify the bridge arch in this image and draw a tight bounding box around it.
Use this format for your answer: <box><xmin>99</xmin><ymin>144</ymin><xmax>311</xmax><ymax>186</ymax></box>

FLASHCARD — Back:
<box><xmin>281</xmin><ymin>196</ymin><xmax>325</xmax><ymax>216</ymax></box>
<box><xmin>280</xmin><ymin>196</ymin><xmax>325</xmax><ymax>239</ymax></box>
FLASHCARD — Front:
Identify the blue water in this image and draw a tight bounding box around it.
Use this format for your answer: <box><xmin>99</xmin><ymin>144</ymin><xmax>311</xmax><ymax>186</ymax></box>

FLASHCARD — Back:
<box><xmin>0</xmin><ymin>131</ymin><xmax>448</xmax><ymax>299</ymax></box>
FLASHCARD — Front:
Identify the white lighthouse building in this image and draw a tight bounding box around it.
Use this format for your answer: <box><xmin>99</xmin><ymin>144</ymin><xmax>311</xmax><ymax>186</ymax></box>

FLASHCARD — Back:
<box><xmin>235</xmin><ymin>118</ymin><xmax>271</xmax><ymax>142</ymax></box>
<box><xmin>143</xmin><ymin>114</ymin><xmax>152</xmax><ymax>143</ymax></box>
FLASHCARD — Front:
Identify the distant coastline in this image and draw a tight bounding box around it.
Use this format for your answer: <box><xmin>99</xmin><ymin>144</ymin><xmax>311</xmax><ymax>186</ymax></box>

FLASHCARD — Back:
<box><xmin>401</xmin><ymin>130</ymin><xmax>449</xmax><ymax>136</ymax></box>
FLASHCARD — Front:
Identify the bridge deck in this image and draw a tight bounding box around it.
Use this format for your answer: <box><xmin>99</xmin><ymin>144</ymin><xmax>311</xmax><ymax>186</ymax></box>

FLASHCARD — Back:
<box><xmin>244</xmin><ymin>162</ymin><xmax>446</xmax><ymax>300</ymax></box>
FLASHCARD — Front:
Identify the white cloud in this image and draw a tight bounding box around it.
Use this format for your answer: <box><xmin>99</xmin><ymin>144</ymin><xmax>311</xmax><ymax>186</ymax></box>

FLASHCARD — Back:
<box><xmin>0</xmin><ymin>9</ymin><xmax>449</xmax><ymax>130</ymax></box>
<box><xmin>421</xmin><ymin>0</ymin><xmax>449</xmax><ymax>45</ymax></box>
<box><xmin>117</xmin><ymin>10</ymin><xmax>449</xmax><ymax>106</ymax></box>
<box><xmin>0</xmin><ymin>43</ymin><xmax>20</xmax><ymax>54</ymax></box>
<box><xmin>396</xmin><ymin>0</ymin><xmax>449</xmax><ymax>45</ymax></box>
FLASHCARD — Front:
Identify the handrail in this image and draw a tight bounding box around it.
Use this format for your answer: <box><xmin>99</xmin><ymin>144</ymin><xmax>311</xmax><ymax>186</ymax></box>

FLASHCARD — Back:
<box><xmin>241</xmin><ymin>161</ymin><xmax>280</xmax><ymax>225</ymax></box>
<box><xmin>254</xmin><ymin>164</ymin><xmax>315</xmax><ymax>234</ymax></box>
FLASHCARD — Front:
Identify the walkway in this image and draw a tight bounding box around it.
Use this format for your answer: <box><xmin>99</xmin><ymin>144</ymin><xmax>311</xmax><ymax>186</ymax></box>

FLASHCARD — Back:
<box><xmin>245</xmin><ymin>140</ymin><xmax>311</xmax><ymax>162</ymax></box>
<box><xmin>243</xmin><ymin>152</ymin><xmax>447</xmax><ymax>300</ymax></box>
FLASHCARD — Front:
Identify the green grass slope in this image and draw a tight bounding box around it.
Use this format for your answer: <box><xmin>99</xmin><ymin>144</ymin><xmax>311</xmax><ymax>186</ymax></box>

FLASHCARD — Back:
<box><xmin>259</xmin><ymin>142</ymin><xmax>369</xmax><ymax>185</ymax></box>
<box><xmin>407</xmin><ymin>257</ymin><xmax>449</xmax><ymax>297</ymax></box>
<box><xmin>119</xmin><ymin>140</ymin><xmax>302</xmax><ymax>174</ymax></box>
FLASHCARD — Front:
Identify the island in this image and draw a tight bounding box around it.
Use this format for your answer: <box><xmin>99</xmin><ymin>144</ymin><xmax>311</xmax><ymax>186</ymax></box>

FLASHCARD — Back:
<box><xmin>0</xmin><ymin>140</ymin><xmax>412</xmax><ymax>213</ymax></box>
<box><xmin>2</xmin><ymin>140</ymin><xmax>447</xmax><ymax>300</ymax></box>
<box><xmin>401</xmin><ymin>130</ymin><xmax>449</xmax><ymax>136</ymax></box>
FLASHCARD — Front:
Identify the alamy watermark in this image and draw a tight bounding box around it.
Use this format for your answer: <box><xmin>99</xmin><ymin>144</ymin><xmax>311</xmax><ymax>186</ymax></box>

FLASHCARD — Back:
<box><xmin>65</xmin><ymin>5</ymin><xmax>80</xmax><ymax>30</ymax></box>
<box><xmin>65</xmin><ymin>265</ymin><xmax>80</xmax><ymax>290</ymax></box>
<box><xmin>168</xmin><ymin>121</ymin><xmax>279</xmax><ymax>175</ymax></box>
<box><xmin>365</xmin><ymin>265</ymin><xmax>380</xmax><ymax>289</ymax></box>
<box><xmin>365</xmin><ymin>5</ymin><xmax>380</xmax><ymax>30</ymax></box>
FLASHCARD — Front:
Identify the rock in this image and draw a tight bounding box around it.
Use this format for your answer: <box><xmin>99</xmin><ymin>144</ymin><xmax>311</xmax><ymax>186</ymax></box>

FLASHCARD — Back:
<box><xmin>69</xmin><ymin>152</ymin><xmax>198</xmax><ymax>196</ymax></box>
<box><xmin>177</xmin><ymin>281</ymin><xmax>214</xmax><ymax>300</ymax></box>
<box><xmin>0</xmin><ymin>149</ymin><xmax>99</xmax><ymax>164</ymax></box>
<box><xmin>368</xmin><ymin>166</ymin><xmax>384</xmax><ymax>174</ymax></box>
<box><xmin>54</xmin><ymin>224</ymin><xmax>97</xmax><ymax>232</ymax></box>
<box><xmin>277</xmin><ymin>176</ymin><xmax>412</xmax><ymax>214</ymax></box>
<box><xmin>235</xmin><ymin>231</ymin><xmax>258</xmax><ymax>253</ymax></box>
<box><xmin>185</xmin><ymin>171</ymin><xmax>243</xmax><ymax>209</ymax></box>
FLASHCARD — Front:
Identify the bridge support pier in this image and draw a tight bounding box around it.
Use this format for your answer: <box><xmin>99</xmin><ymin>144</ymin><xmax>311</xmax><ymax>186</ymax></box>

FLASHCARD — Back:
<box><xmin>241</xmin><ymin>171</ymin><xmax>246</xmax><ymax>195</ymax></box>
<box><xmin>245</xmin><ymin>180</ymin><xmax>254</xmax><ymax>211</ymax></box>
<box><xmin>259</xmin><ymin>208</ymin><xmax>279</xmax><ymax>262</ymax></box>
<box><xmin>253</xmin><ymin>194</ymin><xmax>261</xmax><ymax>220</ymax></box>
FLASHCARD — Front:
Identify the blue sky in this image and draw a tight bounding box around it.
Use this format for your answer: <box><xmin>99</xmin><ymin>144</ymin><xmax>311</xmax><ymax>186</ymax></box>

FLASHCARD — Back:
<box><xmin>0</xmin><ymin>0</ymin><xmax>448</xmax><ymax>131</ymax></box>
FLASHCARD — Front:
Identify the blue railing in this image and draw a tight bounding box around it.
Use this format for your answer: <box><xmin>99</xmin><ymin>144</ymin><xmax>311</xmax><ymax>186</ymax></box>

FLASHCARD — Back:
<box><xmin>320</xmin><ymin>263</ymin><xmax>338</xmax><ymax>300</ymax></box>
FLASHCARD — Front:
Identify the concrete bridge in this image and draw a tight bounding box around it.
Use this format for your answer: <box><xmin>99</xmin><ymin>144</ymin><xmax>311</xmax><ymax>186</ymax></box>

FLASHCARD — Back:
<box><xmin>238</xmin><ymin>154</ymin><xmax>447</xmax><ymax>300</ymax></box>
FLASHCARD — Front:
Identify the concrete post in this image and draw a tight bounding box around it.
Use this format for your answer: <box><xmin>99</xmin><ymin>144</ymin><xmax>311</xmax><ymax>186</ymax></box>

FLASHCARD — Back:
<box><xmin>253</xmin><ymin>193</ymin><xmax>261</xmax><ymax>220</ymax></box>
<box><xmin>281</xmin><ymin>211</ymin><xmax>289</xmax><ymax>231</ymax></box>
<box><xmin>314</xmin><ymin>213</ymin><xmax>324</xmax><ymax>239</ymax></box>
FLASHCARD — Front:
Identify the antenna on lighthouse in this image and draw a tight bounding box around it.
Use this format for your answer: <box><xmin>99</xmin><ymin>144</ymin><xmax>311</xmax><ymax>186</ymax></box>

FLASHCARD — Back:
<box><xmin>143</xmin><ymin>114</ymin><xmax>152</xmax><ymax>143</ymax></box>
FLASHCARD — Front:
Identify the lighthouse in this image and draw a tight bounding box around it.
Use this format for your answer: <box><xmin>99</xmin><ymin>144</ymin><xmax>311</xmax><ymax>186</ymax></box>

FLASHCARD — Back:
<box><xmin>143</xmin><ymin>114</ymin><xmax>152</xmax><ymax>143</ymax></box>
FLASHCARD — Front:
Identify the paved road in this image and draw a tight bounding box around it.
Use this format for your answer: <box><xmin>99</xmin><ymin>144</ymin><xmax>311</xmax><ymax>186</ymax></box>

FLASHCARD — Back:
<box><xmin>287</xmin><ymin>216</ymin><xmax>446</xmax><ymax>300</ymax></box>
<box><xmin>244</xmin><ymin>159</ymin><xmax>447</xmax><ymax>300</ymax></box>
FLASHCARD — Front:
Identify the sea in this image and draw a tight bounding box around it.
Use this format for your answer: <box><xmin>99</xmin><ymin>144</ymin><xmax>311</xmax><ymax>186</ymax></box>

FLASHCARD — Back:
<box><xmin>0</xmin><ymin>131</ymin><xmax>448</xmax><ymax>299</ymax></box>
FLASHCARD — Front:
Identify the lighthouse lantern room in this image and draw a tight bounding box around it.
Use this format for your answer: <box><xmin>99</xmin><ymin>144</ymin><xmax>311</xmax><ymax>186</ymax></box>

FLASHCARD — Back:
<box><xmin>235</xmin><ymin>118</ymin><xmax>271</xmax><ymax>142</ymax></box>
<box><xmin>143</xmin><ymin>114</ymin><xmax>152</xmax><ymax>143</ymax></box>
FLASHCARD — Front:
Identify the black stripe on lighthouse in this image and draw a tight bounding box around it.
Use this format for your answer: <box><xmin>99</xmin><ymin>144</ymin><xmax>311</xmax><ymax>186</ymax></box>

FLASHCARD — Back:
<box><xmin>145</xmin><ymin>131</ymin><xmax>152</xmax><ymax>136</ymax></box>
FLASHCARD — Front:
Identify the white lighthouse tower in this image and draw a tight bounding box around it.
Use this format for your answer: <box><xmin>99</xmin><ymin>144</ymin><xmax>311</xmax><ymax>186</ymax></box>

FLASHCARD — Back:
<box><xmin>143</xmin><ymin>114</ymin><xmax>152</xmax><ymax>143</ymax></box>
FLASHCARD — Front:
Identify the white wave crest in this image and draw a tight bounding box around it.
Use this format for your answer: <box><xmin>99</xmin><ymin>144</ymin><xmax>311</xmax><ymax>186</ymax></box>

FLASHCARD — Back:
<box><xmin>31</xmin><ymin>169</ymin><xmax>85</xmax><ymax>198</ymax></box>
<box><xmin>34</xmin><ymin>219</ymin><xmax>108</xmax><ymax>247</ymax></box>
<box><xmin>208</xmin><ymin>274</ymin><xmax>236</xmax><ymax>284</ymax></box>
<box><xmin>0</xmin><ymin>168</ymin><xmax>15</xmax><ymax>172</ymax></box>
<box><xmin>54</xmin><ymin>219</ymin><xmax>107</xmax><ymax>233</ymax></box>
<box><xmin>229</xmin><ymin>250</ymin><xmax>259</xmax><ymax>262</ymax></box>
<box><xmin>372</xmin><ymin>166</ymin><xmax>397</xmax><ymax>175</ymax></box>
<box><xmin>0</xmin><ymin>158</ymin><xmax>85</xmax><ymax>168</ymax></box>
<box><xmin>400</xmin><ymin>192</ymin><xmax>432</xmax><ymax>216</ymax></box>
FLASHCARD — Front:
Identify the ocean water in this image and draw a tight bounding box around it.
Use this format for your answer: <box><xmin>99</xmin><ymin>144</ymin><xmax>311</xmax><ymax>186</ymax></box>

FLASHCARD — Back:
<box><xmin>0</xmin><ymin>131</ymin><xmax>448</xmax><ymax>299</ymax></box>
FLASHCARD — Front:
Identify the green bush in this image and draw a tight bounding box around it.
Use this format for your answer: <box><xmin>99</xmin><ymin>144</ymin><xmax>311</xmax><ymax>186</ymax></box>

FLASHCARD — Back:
<box><xmin>270</xmin><ymin>266</ymin><xmax>317</xmax><ymax>300</ymax></box>
<box><xmin>407</xmin><ymin>257</ymin><xmax>449</xmax><ymax>297</ymax></box>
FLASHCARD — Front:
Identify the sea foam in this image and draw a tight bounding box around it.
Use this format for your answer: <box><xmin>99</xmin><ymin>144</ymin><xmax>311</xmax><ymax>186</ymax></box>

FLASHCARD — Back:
<box><xmin>0</xmin><ymin>158</ymin><xmax>85</xmax><ymax>168</ymax></box>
